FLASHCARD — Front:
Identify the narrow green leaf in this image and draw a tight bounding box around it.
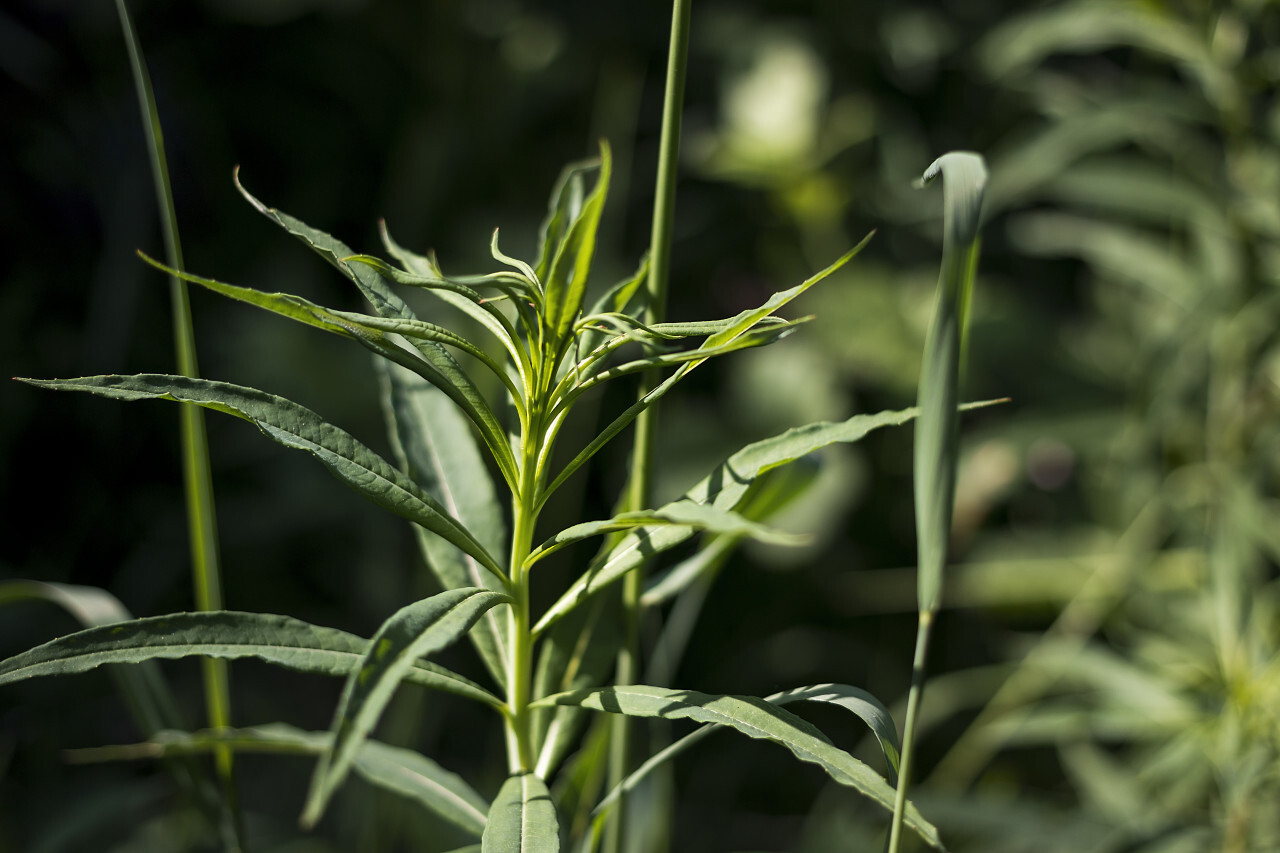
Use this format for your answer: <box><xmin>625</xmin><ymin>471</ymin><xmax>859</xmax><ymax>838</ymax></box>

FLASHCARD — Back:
<box><xmin>915</xmin><ymin>152</ymin><xmax>987</xmax><ymax>613</ymax></box>
<box><xmin>0</xmin><ymin>610</ymin><xmax>501</xmax><ymax>707</ymax></box>
<box><xmin>536</xmin><ymin>403</ymin><xmax>1011</xmax><ymax>633</ymax></box>
<box><xmin>138</xmin><ymin>253</ymin><xmax>523</xmax><ymax>404</ymax></box>
<box><xmin>18</xmin><ymin>374</ymin><xmax>505</xmax><ymax>580</ymax></box>
<box><xmin>377</xmin><ymin>358</ymin><xmax>512</xmax><ymax>690</ymax></box>
<box><xmin>236</xmin><ymin>171</ymin><xmax>418</xmax><ymax>323</ymax></box>
<box><xmin>535</xmin><ymin>156</ymin><xmax>597</xmax><ymax>282</ymax></box>
<box><xmin>482</xmin><ymin>772</ymin><xmax>561</xmax><ymax>853</ymax></box>
<box><xmin>544</xmin><ymin>142</ymin><xmax>612</xmax><ymax>354</ymax></box>
<box><xmin>540</xmin><ymin>237</ymin><xmax>871</xmax><ymax>507</ymax></box>
<box><xmin>526</xmin><ymin>502</ymin><xmax>802</xmax><ymax>571</ymax></box>
<box><xmin>535</xmin><ymin>685</ymin><xmax>942</xmax><ymax>850</ymax></box>
<box><xmin>303</xmin><ymin>588</ymin><xmax>510</xmax><ymax>828</ymax></box>
<box><xmin>590</xmin><ymin>682</ymin><xmax>902</xmax><ymax>816</ymax></box>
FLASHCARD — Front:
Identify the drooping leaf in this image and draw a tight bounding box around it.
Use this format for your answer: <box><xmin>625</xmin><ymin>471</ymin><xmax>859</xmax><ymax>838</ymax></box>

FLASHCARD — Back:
<box><xmin>17</xmin><ymin>374</ymin><xmax>505</xmax><ymax>580</ymax></box>
<box><xmin>534</xmin><ymin>685</ymin><xmax>942</xmax><ymax>850</ymax></box>
<box><xmin>378</xmin><ymin>358</ymin><xmax>513</xmax><ymax>690</ymax></box>
<box><xmin>482</xmin><ymin>772</ymin><xmax>561</xmax><ymax>853</ymax></box>
<box><xmin>137</xmin><ymin>253</ymin><xmax>522</xmax><ymax>403</ymax></box>
<box><xmin>92</xmin><ymin>724</ymin><xmax>490</xmax><ymax>838</ymax></box>
<box><xmin>236</xmin><ymin>170</ymin><xmax>420</xmax><ymax>323</ymax></box>
<box><xmin>302</xmin><ymin>588</ymin><xmax>510</xmax><ymax>827</ymax></box>
<box><xmin>0</xmin><ymin>610</ymin><xmax>501</xmax><ymax>708</ymax></box>
<box><xmin>590</xmin><ymin>683</ymin><xmax>902</xmax><ymax>816</ymax></box>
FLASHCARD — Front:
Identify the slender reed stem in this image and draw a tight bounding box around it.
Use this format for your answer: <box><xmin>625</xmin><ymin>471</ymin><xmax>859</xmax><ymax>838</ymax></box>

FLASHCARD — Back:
<box><xmin>114</xmin><ymin>1</ymin><xmax>238</xmax><ymax>842</ymax></box>
<box><xmin>886</xmin><ymin>611</ymin><xmax>933</xmax><ymax>853</ymax></box>
<box><xmin>605</xmin><ymin>2</ymin><xmax>692</xmax><ymax>850</ymax></box>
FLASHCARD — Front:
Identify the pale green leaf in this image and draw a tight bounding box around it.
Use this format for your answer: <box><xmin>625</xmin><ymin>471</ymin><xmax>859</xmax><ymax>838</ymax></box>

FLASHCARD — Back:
<box><xmin>539</xmin><ymin>237</ymin><xmax>871</xmax><ymax>509</ymax></box>
<box><xmin>535</xmin><ymin>154</ymin><xmax>597</xmax><ymax>282</ymax></box>
<box><xmin>525</xmin><ymin>502</ymin><xmax>802</xmax><ymax>571</ymax></box>
<box><xmin>377</xmin><ymin>358</ymin><xmax>512</xmax><ymax>690</ymax></box>
<box><xmin>303</xmin><ymin>588</ymin><xmax>510</xmax><ymax>827</ymax></box>
<box><xmin>543</xmin><ymin>142</ymin><xmax>611</xmax><ymax>356</ymax></box>
<box><xmin>535</xmin><ymin>685</ymin><xmax>942</xmax><ymax>850</ymax></box>
<box><xmin>18</xmin><ymin>374</ymin><xmax>505</xmax><ymax>580</ymax></box>
<box><xmin>0</xmin><ymin>610</ymin><xmax>501</xmax><ymax>707</ymax></box>
<box><xmin>482</xmin><ymin>772</ymin><xmax>561</xmax><ymax>853</ymax></box>
<box><xmin>915</xmin><ymin>151</ymin><xmax>987</xmax><ymax>613</ymax></box>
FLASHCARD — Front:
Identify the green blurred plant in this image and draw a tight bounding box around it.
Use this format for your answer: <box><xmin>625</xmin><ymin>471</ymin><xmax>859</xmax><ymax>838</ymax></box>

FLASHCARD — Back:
<box><xmin>899</xmin><ymin>1</ymin><xmax>1280</xmax><ymax>851</ymax></box>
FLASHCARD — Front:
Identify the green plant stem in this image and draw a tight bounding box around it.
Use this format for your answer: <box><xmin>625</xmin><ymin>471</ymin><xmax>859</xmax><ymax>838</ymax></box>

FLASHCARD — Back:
<box><xmin>605</xmin><ymin>2</ymin><xmax>692</xmax><ymax>851</ymax></box>
<box><xmin>887</xmin><ymin>610</ymin><xmax>934</xmax><ymax>853</ymax></box>
<box><xmin>114</xmin><ymin>0</ymin><xmax>238</xmax><ymax>838</ymax></box>
<box><xmin>507</xmin><ymin>408</ymin><xmax>546</xmax><ymax>775</ymax></box>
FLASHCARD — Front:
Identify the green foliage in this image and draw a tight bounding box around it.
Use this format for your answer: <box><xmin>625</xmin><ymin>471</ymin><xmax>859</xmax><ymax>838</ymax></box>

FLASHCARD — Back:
<box><xmin>5</xmin><ymin>129</ymin><xmax>978</xmax><ymax>848</ymax></box>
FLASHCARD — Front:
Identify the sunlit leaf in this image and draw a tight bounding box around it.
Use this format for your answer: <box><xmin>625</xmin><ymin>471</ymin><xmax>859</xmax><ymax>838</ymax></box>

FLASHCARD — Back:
<box><xmin>482</xmin><ymin>772</ymin><xmax>561</xmax><ymax>853</ymax></box>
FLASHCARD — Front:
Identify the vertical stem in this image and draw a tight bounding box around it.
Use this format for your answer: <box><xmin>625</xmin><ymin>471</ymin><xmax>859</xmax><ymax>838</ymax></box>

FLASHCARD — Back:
<box><xmin>114</xmin><ymin>1</ymin><xmax>238</xmax><ymax>843</ymax></box>
<box><xmin>887</xmin><ymin>611</ymin><xmax>933</xmax><ymax>853</ymax></box>
<box><xmin>606</xmin><ymin>2</ymin><xmax>692</xmax><ymax>851</ymax></box>
<box><xmin>507</xmin><ymin>406</ymin><xmax>545</xmax><ymax>774</ymax></box>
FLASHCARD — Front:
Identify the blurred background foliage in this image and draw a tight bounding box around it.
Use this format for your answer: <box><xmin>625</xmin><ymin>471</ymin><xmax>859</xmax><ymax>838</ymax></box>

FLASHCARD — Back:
<box><xmin>2</xmin><ymin>0</ymin><xmax>1278</xmax><ymax>851</ymax></box>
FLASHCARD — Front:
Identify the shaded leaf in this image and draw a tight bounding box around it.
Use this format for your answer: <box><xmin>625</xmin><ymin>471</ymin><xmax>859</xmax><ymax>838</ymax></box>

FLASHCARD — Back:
<box><xmin>378</xmin><ymin>358</ymin><xmax>512</xmax><ymax>690</ymax></box>
<box><xmin>303</xmin><ymin>588</ymin><xmax>509</xmax><ymax>827</ymax></box>
<box><xmin>0</xmin><ymin>610</ymin><xmax>501</xmax><ymax>708</ymax></box>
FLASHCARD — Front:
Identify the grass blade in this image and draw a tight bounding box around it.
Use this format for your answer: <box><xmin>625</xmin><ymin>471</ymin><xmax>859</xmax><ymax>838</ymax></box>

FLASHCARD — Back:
<box><xmin>18</xmin><ymin>374</ymin><xmax>505</xmax><ymax>580</ymax></box>
<box><xmin>482</xmin><ymin>772</ymin><xmax>562</xmax><ymax>853</ymax></box>
<box><xmin>112</xmin><ymin>1</ymin><xmax>236</xmax><ymax>831</ymax></box>
<box><xmin>889</xmin><ymin>151</ymin><xmax>987</xmax><ymax>853</ymax></box>
<box><xmin>302</xmin><ymin>588</ymin><xmax>510</xmax><ymax>827</ymax></box>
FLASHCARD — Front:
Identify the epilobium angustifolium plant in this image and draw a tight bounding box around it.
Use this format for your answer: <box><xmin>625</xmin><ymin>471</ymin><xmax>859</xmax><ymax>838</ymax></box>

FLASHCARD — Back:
<box><xmin>3</xmin><ymin>2</ymin><xmax>989</xmax><ymax>851</ymax></box>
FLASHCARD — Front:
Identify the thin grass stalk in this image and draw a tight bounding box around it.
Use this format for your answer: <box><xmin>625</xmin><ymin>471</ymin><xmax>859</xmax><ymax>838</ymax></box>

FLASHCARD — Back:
<box><xmin>605</xmin><ymin>2</ymin><xmax>692</xmax><ymax>851</ymax></box>
<box><xmin>887</xmin><ymin>153</ymin><xmax>986</xmax><ymax>853</ymax></box>
<box><xmin>114</xmin><ymin>0</ymin><xmax>238</xmax><ymax>837</ymax></box>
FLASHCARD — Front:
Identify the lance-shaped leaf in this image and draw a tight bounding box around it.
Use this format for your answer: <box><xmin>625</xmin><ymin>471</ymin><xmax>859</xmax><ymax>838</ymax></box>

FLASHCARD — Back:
<box><xmin>915</xmin><ymin>151</ymin><xmax>987</xmax><ymax>614</ymax></box>
<box><xmin>482</xmin><ymin>772</ymin><xmax>561</xmax><ymax>853</ymax></box>
<box><xmin>237</xmin><ymin>170</ymin><xmax>418</xmax><ymax>323</ymax></box>
<box><xmin>533</xmin><ymin>685</ymin><xmax>942</xmax><ymax>850</ymax></box>
<box><xmin>543</xmin><ymin>142</ymin><xmax>611</xmax><ymax>356</ymax></box>
<box><xmin>104</xmin><ymin>724</ymin><xmax>491</xmax><ymax>838</ymax></box>
<box><xmin>0</xmin><ymin>610</ymin><xmax>501</xmax><ymax>708</ymax></box>
<box><xmin>539</xmin><ymin>236</ymin><xmax>870</xmax><ymax>508</ymax></box>
<box><xmin>378</xmin><ymin>358</ymin><xmax>512</xmax><ymax>691</ymax></box>
<box><xmin>302</xmin><ymin>588</ymin><xmax>510</xmax><ymax>828</ymax></box>
<box><xmin>525</xmin><ymin>502</ymin><xmax>802</xmax><ymax>571</ymax></box>
<box><xmin>535</xmin><ymin>404</ymin><xmax>994</xmax><ymax>633</ymax></box>
<box><xmin>535</xmin><ymin>154</ymin><xmax>599</xmax><ymax>283</ymax></box>
<box><xmin>590</xmin><ymin>683</ymin><xmax>903</xmax><ymax>816</ymax></box>
<box><xmin>18</xmin><ymin>374</ymin><xmax>505</xmax><ymax>580</ymax></box>
<box><xmin>138</xmin><ymin>253</ymin><xmax>522</xmax><ymax>405</ymax></box>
